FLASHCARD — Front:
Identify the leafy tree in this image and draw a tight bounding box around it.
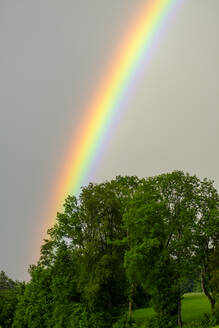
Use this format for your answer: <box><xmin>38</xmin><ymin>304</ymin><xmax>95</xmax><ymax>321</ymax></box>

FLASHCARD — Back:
<box><xmin>13</xmin><ymin>244</ymin><xmax>80</xmax><ymax>328</ymax></box>
<box><xmin>194</xmin><ymin>178</ymin><xmax>219</xmax><ymax>311</ymax></box>
<box><xmin>210</xmin><ymin>247</ymin><xmax>219</xmax><ymax>322</ymax></box>
<box><xmin>124</xmin><ymin>178</ymin><xmax>179</xmax><ymax>326</ymax></box>
<box><xmin>124</xmin><ymin>171</ymin><xmax>214</xmax><ymax>327</ymax></box>
<box><xmin>0</xmin><ymin>271</ymin><xmax>16</xmax><ymax>290</ymax></box>
<box><xmin>14</xmin><ymin>176</ymin><xmax>142</xmax><ymax>327</ymax></box>
<box><xmin>13</xmin><ymin>266</ymin><xmax>53</xmax><ymax>327</ymax></box>
<box><xmin>0</xmin><ymin>271</ymin><xmax>21</xmax><ymax>328</ymax></box>
<box><xmin>48</xmin><ymin>176</ymin><xmax>142</xmax><ymax>320</ymax></box>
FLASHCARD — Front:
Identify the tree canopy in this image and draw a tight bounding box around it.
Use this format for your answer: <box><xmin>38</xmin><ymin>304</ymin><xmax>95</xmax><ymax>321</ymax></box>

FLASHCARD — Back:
<box><xmin>1</xmin><ymin>171</ymin><xmax>218</xmax><ymax>327</ymax></box>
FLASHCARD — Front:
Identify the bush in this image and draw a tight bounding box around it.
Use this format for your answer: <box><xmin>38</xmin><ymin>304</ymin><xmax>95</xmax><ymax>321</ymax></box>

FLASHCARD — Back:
<box><xmin>69</xmin><ymin>303</ymin><xmax>89</xmax><ymax>328</ymax></box>
<box><xmin>200</xmin><ymin>313</ymin><xmax>217</xmax><ymax>328</ymax></box>
<box><xmin>213</xmin><ymin>302</ymin><xmax>219</xmax><ymax>323</ymax></box>
<box><xmin>147</xmin><ymin>315</ymin><xmax>176</xmax><ymax>328</ymax></box>
<box><xmin>113</xmin><ymin>313</ymin><xmax>138</xmax><ymax>328</ymax></box>
<box><xmin>88</xmin><ymin>311</ymin><xmax>112</xmax><ymax>328</ymax></box>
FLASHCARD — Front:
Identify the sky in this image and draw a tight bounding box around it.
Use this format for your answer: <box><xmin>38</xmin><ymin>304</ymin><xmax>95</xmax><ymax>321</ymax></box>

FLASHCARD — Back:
<box><xmin>0</xmin><ymin>0</ymin><xmax>219</xmax><ymax>281</ymax></box>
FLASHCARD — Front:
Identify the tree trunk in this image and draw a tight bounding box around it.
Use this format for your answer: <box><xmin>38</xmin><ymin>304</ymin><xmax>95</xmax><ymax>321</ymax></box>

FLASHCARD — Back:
<box><xmin>129</xmin><ymin>299</ymin><xmax>132</xmax><ymax>318</ymax></box>
<box><xmin>201</xmin><ymin>270</ymin><xmax>215</xmax><ymax>309</ymax></box>
<box><xmin>129</xmin><ymin>283</ymin><xmax>134</xmax><ymax>319</ymax></box>
<box><xmin>177</xmin><ymin>297</ymin><xmax>183</xmax><ymax>328</ymax></box>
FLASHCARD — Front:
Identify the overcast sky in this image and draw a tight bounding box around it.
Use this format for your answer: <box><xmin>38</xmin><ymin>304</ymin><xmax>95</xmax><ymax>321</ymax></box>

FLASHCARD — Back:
<box><xmin>1</xmin><ymin>0</ymin><xmax>219</xmax><ymax>281</ymax></box>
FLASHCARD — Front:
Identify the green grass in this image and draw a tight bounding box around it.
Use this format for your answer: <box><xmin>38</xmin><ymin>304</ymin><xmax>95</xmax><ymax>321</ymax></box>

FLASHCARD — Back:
<box><xmin>133</xmin><ymin>293</ymin><xmax>212</xmax><ymax>327</ymax></box>
<box><xmin>133</xmin><ymin>307</ymin><xmax>155</xmax><ymax>324</ymax></box>
<box><xmin>182</xmin><ymin>293</ymin><xmax>210</xmax><ymax>324</ymax></box>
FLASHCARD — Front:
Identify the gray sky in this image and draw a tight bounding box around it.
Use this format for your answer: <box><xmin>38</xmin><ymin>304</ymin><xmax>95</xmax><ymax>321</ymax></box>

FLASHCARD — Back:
<box><xmin>0</xmin><ymin>0</ymin><xmax>219</xmax><ymax>281</ymax></box>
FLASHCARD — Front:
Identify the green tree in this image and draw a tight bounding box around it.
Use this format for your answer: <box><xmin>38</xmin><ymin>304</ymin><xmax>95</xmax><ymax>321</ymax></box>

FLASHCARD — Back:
<box><xmin>0</xmin><ymin>271</ymin><xmax>16</xmax><ymax>290</ymax></box>
<box><xmin>124</xmin><ymin>178</ymin><xmax>179</xmax><ymax>327</ymax></box>
<box><xmin>124</xmin><ymin>171</ymin><xmax>211</xmax><ymax>327</ymax></box>
<box><xmin>194</xmin><ymin>178</ymin><xmax>219</xmax><ymax>312</ymax></box>
<box><xmin>208</xmin><ymin>246</ymin><xmax>219</xmax><ymax>321</ymax></box>
<box><xmin>13</xmin><ymin>266</ymin><xmax>53</xmax><ymax>328</ymax></box>
<box><xmin>0</xmin><ymin>271</ymin><xmax>21</xmax><ymax>328</ymax></box>
<box><xmin>13</xmin><ymin>244</ymin><xmax>80</xmax><ymax>328</ymax></box>
<box><xmin>14</xmin><ymin>176</ymin><xmax>142</xmax><ymax>327</ymax></box>
<box><xmin>49</xmin><ymin>176</ymin><xmax>141</xmax><ymax>320</ymax></box>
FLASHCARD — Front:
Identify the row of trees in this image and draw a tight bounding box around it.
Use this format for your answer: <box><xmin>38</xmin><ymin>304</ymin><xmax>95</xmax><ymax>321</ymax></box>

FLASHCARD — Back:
<box><xmin>1</xmin><ymin>171</ymin><xmax>219</xmax><ymax>327</ymax></box>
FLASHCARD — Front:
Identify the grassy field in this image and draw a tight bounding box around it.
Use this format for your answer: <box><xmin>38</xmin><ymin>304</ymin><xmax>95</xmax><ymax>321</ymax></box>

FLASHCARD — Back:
<box><xmin>133</xmin><ymin>293</ymin><xmax>216</xmax><ymax>327</ymax></box>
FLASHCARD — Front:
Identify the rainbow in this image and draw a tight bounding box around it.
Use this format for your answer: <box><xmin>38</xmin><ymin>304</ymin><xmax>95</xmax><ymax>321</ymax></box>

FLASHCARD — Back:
<box><xmin>41</xmin><ymin>0</ymin><xmax>178</xmax><ymax>238</ymax></box>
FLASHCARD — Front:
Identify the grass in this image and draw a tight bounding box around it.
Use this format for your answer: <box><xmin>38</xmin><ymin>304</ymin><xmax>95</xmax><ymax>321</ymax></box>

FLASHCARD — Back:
<box><xmin>182</xmin><ymin>293</ymin><xmax>210</xmax><ymax>324</ymax></box>
<box><xmin>133</xmin><ymin>293</ymin><xmax>214</xmax><ymax>327</ymax></box>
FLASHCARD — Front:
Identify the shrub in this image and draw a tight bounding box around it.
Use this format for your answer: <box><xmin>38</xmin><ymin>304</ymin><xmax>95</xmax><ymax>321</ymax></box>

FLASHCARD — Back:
<box><xmin>200</xmin><ymin>313</ymin><xmax>217</xmax><ymax>328</ymax></box>
<box><xmin>213</xmin><ymin>302</ymin><xmax>219</xmax><ymax>323</ymax></box>
<box><xmin>147</xmin><ymin>315</ymin><xmax>176</xmax><ymax>328</ymax></box>
<box><xmin>113</xmin><ymin>313</ymin><xmax>138</xmax><ymax>328</ymax></box>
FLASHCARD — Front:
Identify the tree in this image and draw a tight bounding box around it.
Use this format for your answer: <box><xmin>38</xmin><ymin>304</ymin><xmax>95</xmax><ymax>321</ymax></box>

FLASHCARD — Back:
<box><xmin>194</xmin><ymin>178</ymin><xmax>219</xmax><ymax>312</ymax></box>
<box><xmin>48</xmin><ymin>176</ymin><xmax>141</xmax><ymax>320</ymax></box>
<box><xmin>124</xmin><ymin>171</ymin><xmax>214</xmax><ymax>327</ymax></box>
<box><xmin>0</xmin><ymin>271</ymin><xmax>21</xmax><ymax>328</ymax></box>
<box><xmin>14</xmin><ymin>176</ymin><xmax>142</xmax><ymax>327</ymax></box>
<box><xmin>209</xmin><ymin>246</ymin><xmax>219</xmax><ymax>321</ymax></box>
<box><xmin>0</xmin><ymin>271</ymin><xmax>16</xmax><ymax>290</ymax></box>
<box><xmin>13</xmin><ymin>244</ymin><xmax>80</xmax><ymax>328</ymax></box>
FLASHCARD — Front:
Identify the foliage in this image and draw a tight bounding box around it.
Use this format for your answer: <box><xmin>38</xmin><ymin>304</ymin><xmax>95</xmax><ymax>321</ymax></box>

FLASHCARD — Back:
<box><xmin>0</xmin><ymin>271</ymin><xmax>16</xmax><ymax>290</ymax></box>
<box><xmin>148</xmin><ymin>315</ymin><xmax>177</xmax><ymax>328</ymax></box>
<box><xmin>208</xmin><ymin>247</ymin><xmax>219</xmax><ymax>322</ymax></box>
<box><xmin>1</xmin><ymin>171</ymin><xmax>219</xmax><ymax>327</ymax></box>
<box><xmin>193</xmin><ymin>178</ymin><xmax>219</xmax><ymax>312</ymax></box>
<box><xmin>13</xmin><ymin>244</ymin><xmax>80</xmax><ymax>327</ymax></box>
<box><xmin>124</xmin><ymin>171</ymin><xmax>209</xmax><ymax>325</ymax></box>
<box><xmin>200</xmin><ymin>313</ymin><xmax>217</xmax><ymax>328</ymax></box>
<box><xmin>0</xmin><ymin>290</ymin><xmax>18</xmax><ymax>328</ymax></box>
<box><xmin>0</xmin><ymin>271</ymin><xmax>22</xmax><ymax>328</ymax></box>
<box><xmin>133</xmin><ymin>294</ymin><xmax>213</xmax><ymax>327</ymax></box>
<box><xmin>113</xmin><ymin>312</ymin><xmax>138</xmax><ymax>328</ymax></box>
